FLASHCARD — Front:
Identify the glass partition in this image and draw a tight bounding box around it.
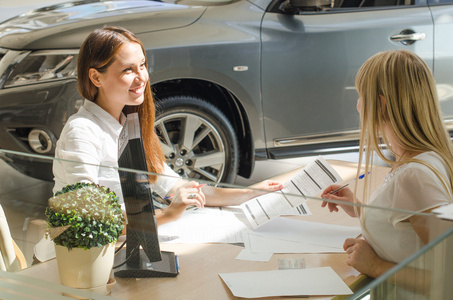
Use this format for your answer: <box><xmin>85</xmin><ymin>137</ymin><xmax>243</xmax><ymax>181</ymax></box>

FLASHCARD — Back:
<box><xmin>0</xmin><ymin>148</ymin><xmax>452</xmax><ymax>299</ymax></box>
<box><xmin>350</xmin><ymin>219</ymin><xmax>453</xmax><ymax>300</ymax></box>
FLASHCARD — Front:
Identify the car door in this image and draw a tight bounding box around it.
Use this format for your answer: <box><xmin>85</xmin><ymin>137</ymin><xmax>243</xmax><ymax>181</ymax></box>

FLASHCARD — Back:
<box><xmin>260</xmin><ymin>0</ymin><xmax>433</xmax><ymax>157</ymax></box>
<box><xmin>428</xmin><ymin>0</ymin><xmax>453</xmax><ymax>130</ymax></box>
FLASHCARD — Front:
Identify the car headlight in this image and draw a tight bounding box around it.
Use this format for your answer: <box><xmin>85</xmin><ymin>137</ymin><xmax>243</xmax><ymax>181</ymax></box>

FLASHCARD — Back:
<box><xmin>0</xmin><ymin>49</ymin><xmax>78</xmax><ymax>88</ymax></box>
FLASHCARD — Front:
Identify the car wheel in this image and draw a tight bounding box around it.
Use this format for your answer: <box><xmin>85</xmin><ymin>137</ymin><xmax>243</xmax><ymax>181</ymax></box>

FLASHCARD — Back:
<box><xmin>155</xmin><ymin>95</ymin><xmax>239</xmax><ymax>184</ymax></box>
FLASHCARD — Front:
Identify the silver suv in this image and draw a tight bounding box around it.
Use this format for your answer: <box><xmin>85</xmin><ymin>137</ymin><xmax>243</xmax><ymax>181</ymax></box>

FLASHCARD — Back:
<box><xmin>0</xmin><ymin>0</ymin><xmax>452</xmax><ymax>183</ymax></box>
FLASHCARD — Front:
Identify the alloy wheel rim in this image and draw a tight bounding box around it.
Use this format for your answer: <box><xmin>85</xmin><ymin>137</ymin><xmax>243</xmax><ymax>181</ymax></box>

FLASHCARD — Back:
<box><xmin>155</xmin><ymin>112</ymin><xmax>226</xmax><ymax>183</ymax></box>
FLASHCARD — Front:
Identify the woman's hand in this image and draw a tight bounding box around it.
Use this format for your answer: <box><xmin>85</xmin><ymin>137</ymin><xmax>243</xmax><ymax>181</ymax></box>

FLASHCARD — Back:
<box><xmin>163</xmin><ymin>181</ymin><xmax>206</xmax><ymax>222</ymax></box>
<box><xmin>343</xmin><ymin>238</ymin><xmax>394</xmax><ymax>278</ymax></box>
<box><xmin>320</xmin><ymin>185</ymin><xmax>357</xmax><ymax>217</ymax></box>
<box><xmin>249</xmin><ymin>180</ymin><xmax>284</xmax><ymax>197</ymax></box>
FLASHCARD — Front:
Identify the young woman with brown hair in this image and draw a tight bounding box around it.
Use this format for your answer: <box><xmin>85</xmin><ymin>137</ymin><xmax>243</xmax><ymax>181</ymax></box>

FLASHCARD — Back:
<box><xmin>53</xmin><ymin>26</ymin><xmax>283</xmax><ymax>225</ymax></box>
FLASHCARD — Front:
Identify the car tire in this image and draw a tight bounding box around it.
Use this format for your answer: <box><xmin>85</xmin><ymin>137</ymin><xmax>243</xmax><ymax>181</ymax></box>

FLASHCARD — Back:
<box><xmin>155</xmin><ymin>95</ymin><xmax>239</xmax><ymax>184</ymax></box>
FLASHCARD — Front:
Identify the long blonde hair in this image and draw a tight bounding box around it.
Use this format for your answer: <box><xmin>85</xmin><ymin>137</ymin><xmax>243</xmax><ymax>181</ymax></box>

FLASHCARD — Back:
<box><xmin>355</xmin><ymin>50</ymin><xmax>453</xmax><ymax>216</ymax></box>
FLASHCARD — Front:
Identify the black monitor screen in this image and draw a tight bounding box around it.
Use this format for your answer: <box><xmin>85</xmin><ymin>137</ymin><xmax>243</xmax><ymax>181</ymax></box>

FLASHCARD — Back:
<box><xmin>114</xmin><ymin>113</ymin><xmax>178</xmax><ymax>278</ymax></box>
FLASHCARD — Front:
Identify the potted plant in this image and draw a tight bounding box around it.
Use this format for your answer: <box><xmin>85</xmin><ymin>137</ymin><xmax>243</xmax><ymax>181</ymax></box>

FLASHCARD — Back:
<box><xmin>45</xmin><ymin>182</ymin><xmax>125</xmax><ymax>291</ymax></box>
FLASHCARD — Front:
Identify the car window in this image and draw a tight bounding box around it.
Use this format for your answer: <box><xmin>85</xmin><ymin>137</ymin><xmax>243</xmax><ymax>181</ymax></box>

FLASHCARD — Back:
<box><xmin>334</xmin><ymin>0</ymin><xmax>416</xmax><ymax>7</ymax></box>
<box><xmin>428</xmin><ymin>0</ymin><xmax>453</xmax><ymax>5</ymax></box>
<box><xmin>268</xmin><ymin>0</ymin><xmax>425</xmax><ymax>13</ymax></box>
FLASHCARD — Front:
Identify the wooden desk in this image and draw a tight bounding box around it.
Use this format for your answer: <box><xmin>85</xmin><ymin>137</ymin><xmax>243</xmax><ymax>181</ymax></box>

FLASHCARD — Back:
<box><xmin>19</xmin><ymin>160</ymin><xmax>388</xmax><ymax>299</ymax></box>
<box><xmin>21</xmin><ymin>243</ymin><xmax>361</xmax><ymax>300</ymax></box>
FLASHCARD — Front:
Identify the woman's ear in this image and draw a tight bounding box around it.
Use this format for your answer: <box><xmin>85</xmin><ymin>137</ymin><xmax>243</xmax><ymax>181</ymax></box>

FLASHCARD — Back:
<box><xmin>89</xmin><ymin>68</ymin><xmax>102</xmax><ymax>88</ymax></box>
<box><xmin>379</xmin><ymin>95</ymin><xmax>390</xmax><ymax>122</ymax></box>
<box><xmin>379</xmin><ymin>95</ymin><xmax>386</xmax><ymax>109</ymax></box>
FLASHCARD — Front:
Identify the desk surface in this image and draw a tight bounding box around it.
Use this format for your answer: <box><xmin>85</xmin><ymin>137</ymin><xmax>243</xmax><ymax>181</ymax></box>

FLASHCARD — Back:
<box><xmin>19</xmin><ymin>160</ymin><xmax>389</xmax><ymax>299</ymax></box>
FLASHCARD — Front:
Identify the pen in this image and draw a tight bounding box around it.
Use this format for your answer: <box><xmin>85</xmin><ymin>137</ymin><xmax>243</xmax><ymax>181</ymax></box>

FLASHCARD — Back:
<box><xmin>194</xmin><ymin>184</ymin><xmax>206</xmax><ymax>188</ymax></box>
<box><xmin>329</xmin><ymin>172</ymin><xmax>369</xmax><ymax>195</ymax></box>
<box><xmin>174</xmin><ymin>254</ymin><xmax>180</xmax><ymax>273</ymax></box>
<box><xmin>164</xmin><ymin>193</ymin><xmax>175</xmax><ymax>201</ymax></box>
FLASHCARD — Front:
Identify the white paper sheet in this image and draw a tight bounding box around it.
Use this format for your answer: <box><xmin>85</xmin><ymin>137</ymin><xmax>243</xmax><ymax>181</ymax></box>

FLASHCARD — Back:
<box><xmin>158</xmin><ymin>207</ymin><xmax>247</xmax><ymax>244</ymax></box>
<box><xmin>246</xmin><ymin>231</ymin><xmax>344</xmax><ymax>253</ymax></box>
<box><xmin>240</xmin><ymin>156</ymin><xmax>342</xmax><ymax>229</ymax></box>
<box><xmin>433</xmin><ymin>203</ymin><xmax>453</xmax><ymax>220</ymax></box>
<box><xmin>241</xmin><ymin>227</ymin><xmax>342</xmax><ymax>254</ymax></box>
<box><xmin>236</xmin><ymin>249</ymin><xmax>273</xmax><ymax>262</ymax></box>
<box><xmin>253</xmin><ymin>217</ymin><xmax>361</xmax><ymax>249</ymax></box>
<box><xmin>219</xmin><ymin>267</ymin><xmax>353</xmax><ymax>298</ymax></box>
<box><xmin>34</xmin><ymin>236</ymin><xmax>56</xmax><ymax>262</ymax></box>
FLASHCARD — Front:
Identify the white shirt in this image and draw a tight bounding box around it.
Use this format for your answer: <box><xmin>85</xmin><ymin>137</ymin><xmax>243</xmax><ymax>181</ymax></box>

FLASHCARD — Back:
<box><xmin>362</xmin><ymin>152</ymin><xmax>451</xmax><ymax>263</ymax></box>
<box><xmin>52</xmin><ymin>100</ymin><xmax>179</xmax><ymax>202</ymax></box>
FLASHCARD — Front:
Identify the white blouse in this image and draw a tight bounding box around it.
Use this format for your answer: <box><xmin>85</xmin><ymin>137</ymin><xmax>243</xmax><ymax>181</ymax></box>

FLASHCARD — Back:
<box><xmin>52</xmin><ymin>100</ymin><xmax>179</xmax><ymax>203</ymax></box>
<box><xmin>362</xmin><ymin>152</ymin><xmax>451</xmax><ymax>263</ymax></box>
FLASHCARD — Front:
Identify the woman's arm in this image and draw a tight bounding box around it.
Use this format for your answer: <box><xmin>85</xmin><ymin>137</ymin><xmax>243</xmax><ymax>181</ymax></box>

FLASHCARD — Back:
<box><xmin>202</xmin><ymin>180</ymin><xmax>284</xmax><ymax>207</ymax></box>
<box><xmin>344</xmin><ymin>236</ymin><xmax>432</xmax><ymax>295</ymax></box>
<box><xmin>164</xmin><ymin>179</ymin><xmax>283</xmax><ymax>207</ymax></box>
<box><xmin>343</xmin><ymin>238</ymin><xmax>395</xmax><ymax>278</ymax></box>
<box><xmin>409</xmin><ymin>205</ymin><xmax>451</xmax><ymax>245</ymax></box>
<box><xmin>343</xmin><ymin>210</ymin><xmax>443</xmax><ymax>278</ymax></box>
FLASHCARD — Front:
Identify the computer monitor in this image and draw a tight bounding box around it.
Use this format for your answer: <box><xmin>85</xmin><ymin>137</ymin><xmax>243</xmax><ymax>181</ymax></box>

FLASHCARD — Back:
<box><xmin>114</xmin><ymin>113</ymin><xmax>179</xmax><ymax>278</ymax></box>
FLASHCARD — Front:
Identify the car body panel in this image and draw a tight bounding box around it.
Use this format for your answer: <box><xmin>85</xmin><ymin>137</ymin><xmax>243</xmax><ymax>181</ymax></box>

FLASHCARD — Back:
<box><xmin>0</xmin><ymin>80</ymin><xmax>80</xmax><ymax>149</ymax></box>
<box><xmin>0</xmin><ymin>1</ymin><xmax>206</xmax><ymax>49</ymax></box>
<box><xmin>429</xmin><ymin>2</ymin><xmax>453</xmax><ymax>121</ymax></box>
<box><xmin>0</xmin><ymin>0</ymin><xmax>452</xmax><ymax>182</ymax></box>
<box><xmin>143</xmin><ymin>2</ymin><xmax>266</xmax><ymax>149</ymax></box>
<box><xmin>261</xmin><ymin>5</ymin><xmax>434</xmax><ymax>151</ymax></box>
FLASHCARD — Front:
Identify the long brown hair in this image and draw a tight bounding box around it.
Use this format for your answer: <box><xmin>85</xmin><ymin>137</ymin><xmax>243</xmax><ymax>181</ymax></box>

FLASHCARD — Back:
<box><xmin>77</xmin><ymin>26</ymin><xmax>165</xmax><ymax>181</ymax></box>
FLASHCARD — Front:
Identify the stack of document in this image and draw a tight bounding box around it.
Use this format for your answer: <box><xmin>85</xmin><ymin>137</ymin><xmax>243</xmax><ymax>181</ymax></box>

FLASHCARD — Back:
<box><xmin>238</xmin><ymin>157</ymin><xmax>360</xmax><ymax>256</ymax></box>
<box><xmin>242</xmin><ymin>217</ymin><xmax>361</xmax><ymax>254</ymax></box>
<box><xmin>158</xmin><ymin>157</ymin><xmax>360</xmax><ymax>255</ymax></box>
<box><xmin>240</xmin><ymin>156</ymin><xmax>342</xmax><ymax>228</ymax></box>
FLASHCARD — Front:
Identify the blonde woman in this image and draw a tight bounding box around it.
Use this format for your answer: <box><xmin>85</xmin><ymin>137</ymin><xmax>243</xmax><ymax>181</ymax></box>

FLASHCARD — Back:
<box><xmin>321</xmin><ymin>50</ymin><xmax>453</xmax><ymax>278</ymax></box>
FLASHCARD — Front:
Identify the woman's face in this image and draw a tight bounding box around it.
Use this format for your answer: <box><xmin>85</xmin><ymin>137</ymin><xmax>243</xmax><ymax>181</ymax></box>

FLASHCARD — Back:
<box><xmin>91</xmin><ymin>42</ymin><xmax>148</xmax><ymax>118</ymax></box>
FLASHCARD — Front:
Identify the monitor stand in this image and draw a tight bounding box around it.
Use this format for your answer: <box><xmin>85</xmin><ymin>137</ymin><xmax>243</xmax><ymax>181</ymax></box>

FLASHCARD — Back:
<box><xmin>114</xmin><ymin>247</ymin><xmax>179</xmax><ymax>278</ymax></box>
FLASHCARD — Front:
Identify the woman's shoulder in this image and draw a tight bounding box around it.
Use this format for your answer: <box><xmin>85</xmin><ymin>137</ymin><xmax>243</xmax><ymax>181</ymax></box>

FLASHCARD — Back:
<box><xmin>395</xmin><ymin>151</ymin><xmax>449</xmax><ymax>185</ymax></box>
<box><xmin>407</xmin><ymin>151</ymin><xmax>447</xmax><ymax>173</ymax></box>
<box><xmin>61</xmin><ymin>108</ymin><xmax>105</xmax><ymax>137</ymax></box>
<box><xmin>414</xmin><ymin>151</ymin><xmax>444</xmax><ymax>164</ymax></box>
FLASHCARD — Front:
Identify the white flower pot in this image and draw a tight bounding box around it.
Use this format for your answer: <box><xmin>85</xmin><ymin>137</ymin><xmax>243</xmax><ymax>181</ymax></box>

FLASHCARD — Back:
<box><xmin>54</xmin><ymin>242</ymin><xmax>115</xmax><ymax>289</ymax></box>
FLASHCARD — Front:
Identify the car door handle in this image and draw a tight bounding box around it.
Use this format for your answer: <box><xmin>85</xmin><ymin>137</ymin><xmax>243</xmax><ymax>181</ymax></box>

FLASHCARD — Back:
<box><xmin>390</xmin><ymin>32</ymin><xmax>426</xmax><ymax>42</ymax></box>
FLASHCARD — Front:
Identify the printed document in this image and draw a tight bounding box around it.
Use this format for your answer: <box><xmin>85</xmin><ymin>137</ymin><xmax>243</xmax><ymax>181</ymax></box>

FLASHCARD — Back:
<box><xmin>240</xmin><ymin>157</ymin><xmax>342</xmax><ymax>229</ymax></box>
